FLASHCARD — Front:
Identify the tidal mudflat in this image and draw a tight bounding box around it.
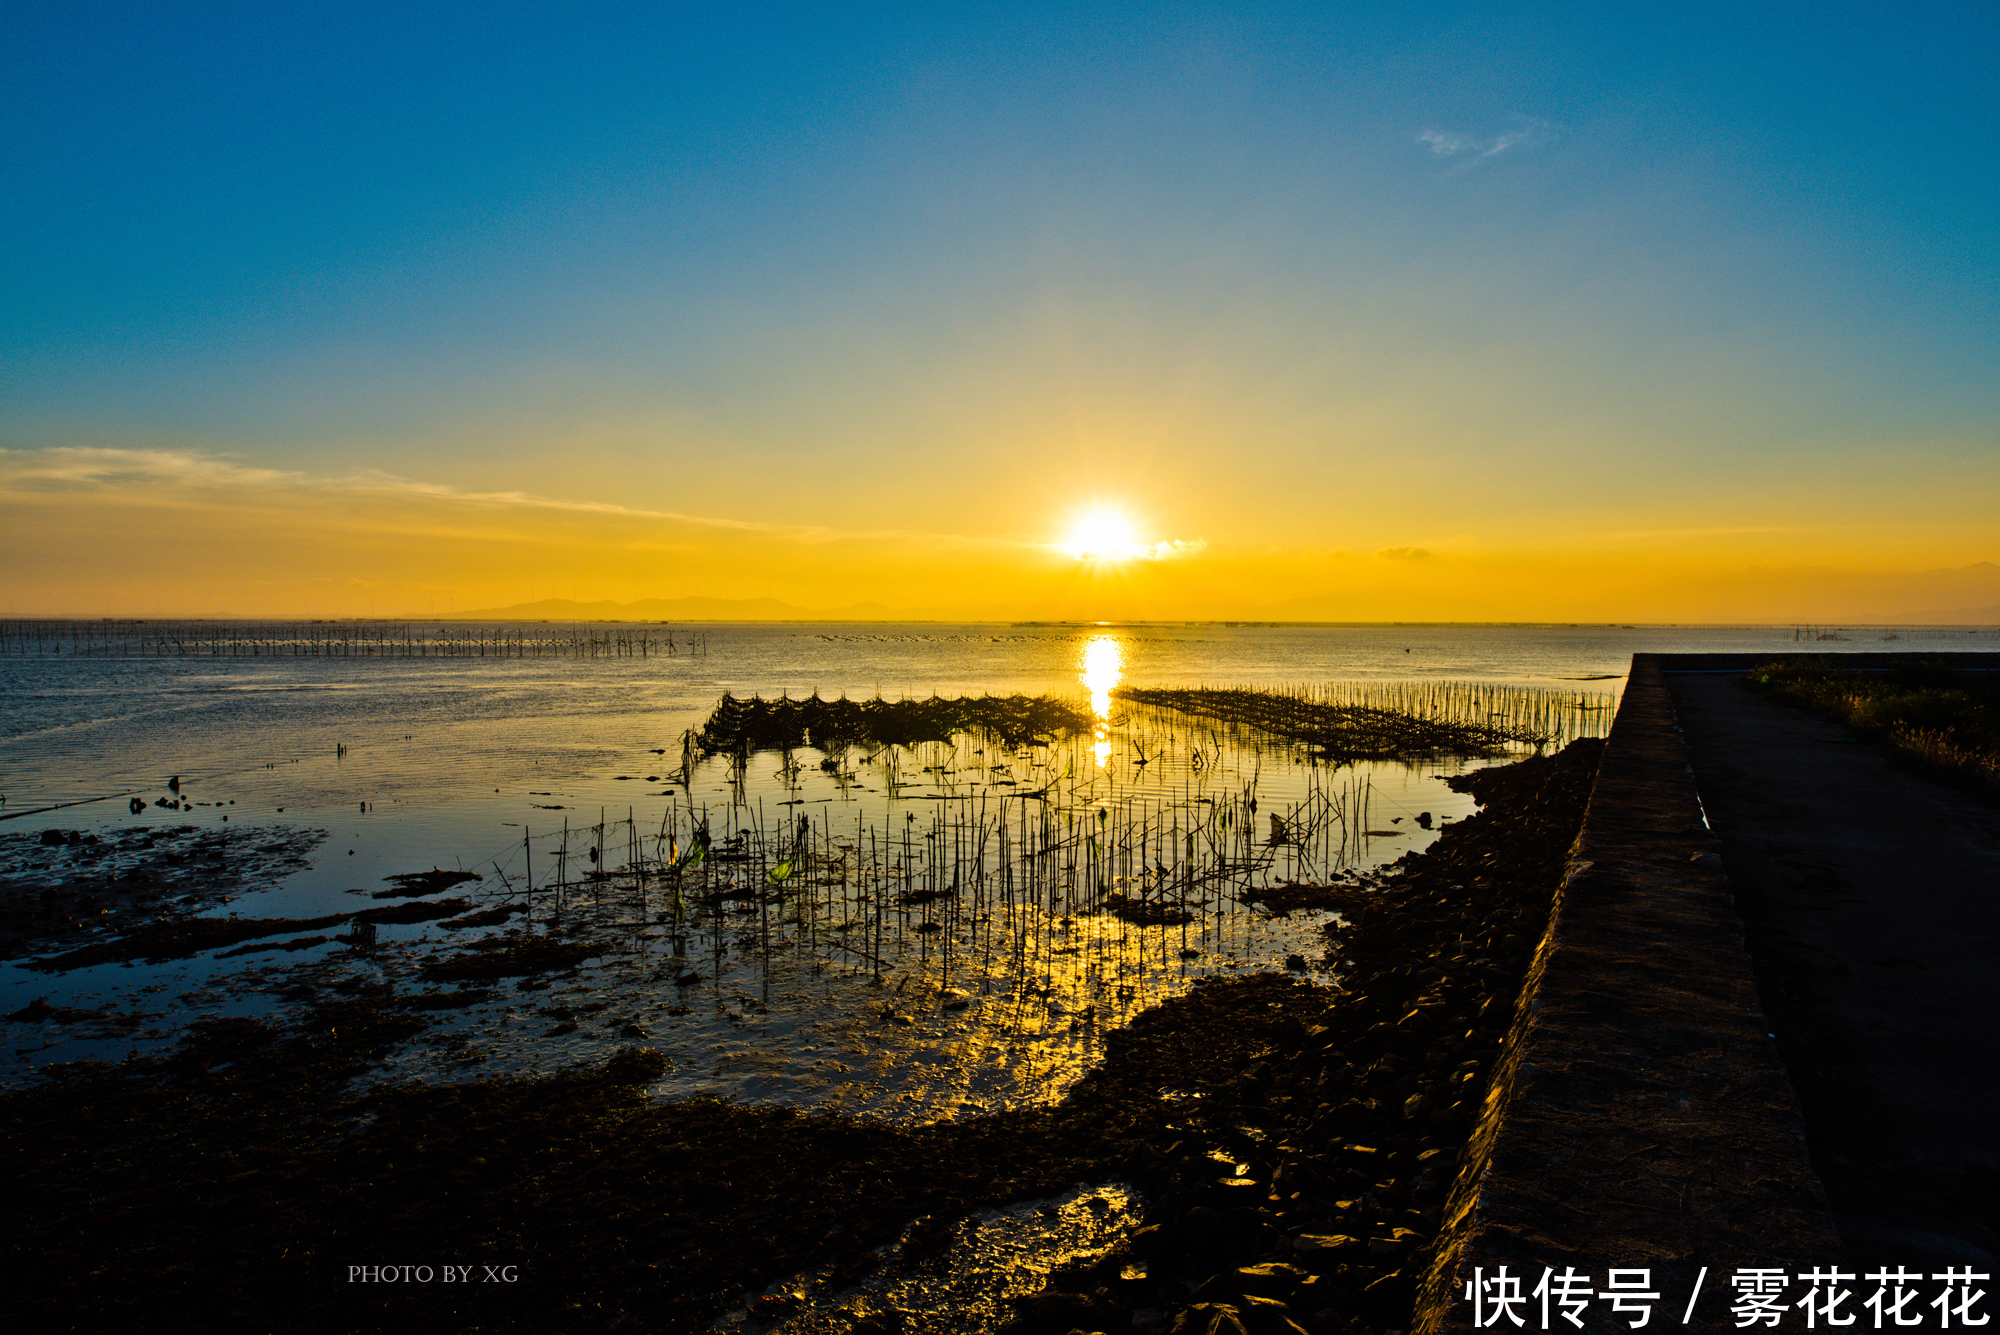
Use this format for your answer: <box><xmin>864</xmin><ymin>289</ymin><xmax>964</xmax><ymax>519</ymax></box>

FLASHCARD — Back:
<box><xmin>1</xmin><ymin>657</ymin><xmax>1609</xmax><ymax>1124</ymax></box>
<box><xmin>9</xmin><ymin>622</ymin><xmax>1853</xmax><ymax>1331</ymax></box>
<box><xmin>0</xmin><ymin>729</ymin><xmax>1604</xmax><ymax>1335</ymax></box>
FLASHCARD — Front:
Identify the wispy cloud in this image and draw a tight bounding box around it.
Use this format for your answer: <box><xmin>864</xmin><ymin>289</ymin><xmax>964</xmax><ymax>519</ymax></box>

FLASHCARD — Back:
<box><xmin>1047</xmin><ymin>535</ymin><xmax>1209</xmax><ymax>562</ymax></box>
<box><xmin>1416</xmin><ymin>116</ymin><xmax>1561</xmax><ymax>174</ymax></box>
<box><xmin>1138</xmin><ymin>538</ymin><xmax>1208</xmax><ymax>560</ymax></box>
<box><xmin>0</xmin><ymin>446</ymin><xmax>299</xmax><ymax>491</ymax></box>
<box><xmin>1418</xmin><ymin>130</ymin><xmax>1474</xmax><ymax>156</ymax></box>
<box><xmin>0</xmin><ymin>447</ymin><xmax>1026</xmax><ymax>551</ymax></box>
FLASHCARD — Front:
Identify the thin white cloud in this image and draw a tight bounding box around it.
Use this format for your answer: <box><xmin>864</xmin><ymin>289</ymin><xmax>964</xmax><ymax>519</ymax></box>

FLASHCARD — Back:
<box><xmin>1418</xmin><ymin>130</ymin><xmax>1473</xmax><ymax>156</ymax></box>
<box><xmin>1142</xmin><ymin>538</ymin><xmax>1208</xmax><ymax>560</ymax></box>
<box><xmin>1043</xmin><ymin>535</ymin><xmax>1208</xmax><ymax>562</ymax></box>
<box><xmin>1416</xmin><ymin>117</ymin><xmax>1561</xmax><ymax>173</ymax></box>
<box><xmin>0</xmin><ymin>447</ymin><xmax>1027</xmax><ymax>551</ymax></box>
<box><xmin>0</xmin><ymin>446</ymin><xmax>300</xmax><ymax>490</ymax></box>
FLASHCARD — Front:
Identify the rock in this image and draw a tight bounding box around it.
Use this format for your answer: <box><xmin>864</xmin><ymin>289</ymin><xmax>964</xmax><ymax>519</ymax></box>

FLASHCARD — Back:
<box><xmin>1179</xmin><ymin>1206</ymin><xmax>1227</xmax><ymax>1253</ymax></box>
<box><xmin>1402</xmin><ymin>1093</ymin><xmax>1431</xmax><ymax>1120</ymax></box>
<box><xmin>1171</xmin><ymin>1306</ymin><xmax>1242</xmax><ymax>1335</ymax></box>
<box><xmin>1365</xmin><ymin>1227</ymin><xmax>1420</xmax><ymax>1256</ymax></box>
<box><xmin>1024</xmin><ymin>1290</ymin><xmax>1095</xmax><ymax>1325</ymax></box>
<box><xmin>1235</xmin><ymin>1263</ymin><xmax>1308</xmax><ymax>1297</ymax></box>
<box><xmin>1189</xmin><ymin>1274</ymin><xmax>1236</xmax><ymax>1304</ymax></box>
<box><xmin>1291</xmin><ymin>1234</ymin><xmax>1360</xmax><ymax>1258</ymax></box>
<box><xmin>1237</xmin><ymin>1294</ymin><xmax>1294</xmax><ymax>1320</ymax></box>
<box><xmin>749</xmin><ymin>1291</ymin><xmax>803</xmax><ymax>1319</ymax></box>
<box><xmin>6</xmin><ymin>997</ymin><xmax>57</xmax><ymax>1023</ymax></box>
<box><xmin>1222</xmin><ymin>1206</ymin><xmax>1278</xmax><ymax>1250</ymax></box>
<box><xmin>1359</xmin><ymin>1269</ymin><xmax>1416</xmax><ymax>1323</ymax></box>
<box><xmin>848</xmin><ymin>1310</ymin><xmax>912</xmax><ymax>1335</ymax></box>
<box><xmin>1284</xmin><ymin>954</ymin><xmax>1308</xmax><ymax>972</ymax></box>
<box><xmin>604</xmin><ymin>1047</ymin><xmax>669</xmax><ymax>1084</ymax></box>
<box><xmin>1186</xmin><ymin>1305</ymin><xmax>1250</xmax><ymax>1335</ymax></box>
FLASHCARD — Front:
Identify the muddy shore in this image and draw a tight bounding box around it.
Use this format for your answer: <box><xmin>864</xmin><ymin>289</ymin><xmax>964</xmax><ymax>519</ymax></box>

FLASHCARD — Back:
<box><xmin>0</xmin><ymin>822</ymin><xmax>326</xmax><ymax>963</ymax></box>
<box><xmin>1</xmin><ymin>742</ymin><xmax>1601</xmax><ymax>1334</ymax></box>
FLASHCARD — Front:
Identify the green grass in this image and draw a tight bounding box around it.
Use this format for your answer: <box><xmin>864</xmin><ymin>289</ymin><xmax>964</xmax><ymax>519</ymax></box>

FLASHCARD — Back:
<box><xmin>1749</xmin><ymin>658</ymin><xmax>2000</xmax><ymax>797</ymax></box>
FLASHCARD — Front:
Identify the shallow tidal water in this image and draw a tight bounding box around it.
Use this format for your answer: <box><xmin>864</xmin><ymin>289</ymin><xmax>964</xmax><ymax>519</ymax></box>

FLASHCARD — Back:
<box><xmin>0</xmin><ymin>621</ymin><xmax>1927</xmax><ymax>1117</ymax></box>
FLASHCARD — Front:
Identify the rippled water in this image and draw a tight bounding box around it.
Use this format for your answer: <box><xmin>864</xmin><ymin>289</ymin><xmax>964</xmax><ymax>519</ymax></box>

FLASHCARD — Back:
<box><xmin>0</xmin><ymin>620</ymin><xmax>1906</xmax><ymax>1110</ymax></box>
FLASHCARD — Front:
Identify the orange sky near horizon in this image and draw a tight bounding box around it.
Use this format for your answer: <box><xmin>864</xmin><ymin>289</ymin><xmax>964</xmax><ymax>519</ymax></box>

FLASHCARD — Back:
<box><xmin>2</xmin><ymin>445</ymin><xmax>1994</xmax><ymax>623</ymax></box>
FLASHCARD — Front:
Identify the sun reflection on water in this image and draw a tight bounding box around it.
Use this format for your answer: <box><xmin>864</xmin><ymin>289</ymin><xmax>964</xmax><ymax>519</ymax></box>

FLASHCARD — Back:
<box><xmin>1078</xmin><ymin>635</ymin><xmax>1123</xmax><ymax>769</ymax></box>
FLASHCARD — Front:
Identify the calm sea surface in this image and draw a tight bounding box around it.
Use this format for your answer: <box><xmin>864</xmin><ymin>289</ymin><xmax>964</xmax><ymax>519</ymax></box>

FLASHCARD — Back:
<box><xmin>0</xmin><ymin>620</ymin><xmax>1963</xmax><ymax>1111</ymax></box>
<box><xmin>0</xmin><ymin>620</ymin><xmax>1902</xmax><ymax>816</ymax></box>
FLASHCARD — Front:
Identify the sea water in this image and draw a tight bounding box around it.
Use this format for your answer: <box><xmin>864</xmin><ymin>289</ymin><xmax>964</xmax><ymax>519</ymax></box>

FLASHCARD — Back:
<box><xmin>0</xmin><ymin>621</ymin><xmax>1954</xmax><ymax>1112</ymax></box>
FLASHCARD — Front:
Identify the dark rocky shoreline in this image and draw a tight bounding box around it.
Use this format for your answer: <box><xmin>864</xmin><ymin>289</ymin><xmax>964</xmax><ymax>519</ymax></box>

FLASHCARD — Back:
<box><xmin>995</xmin><ymin>739</ymin><xmax>1603</xmax><ymax>1335</ymax></box>
<box><xmin>1</xmin><ymin>741</ymin><xmax>1601</xmax><ymax>1334</ymax></box>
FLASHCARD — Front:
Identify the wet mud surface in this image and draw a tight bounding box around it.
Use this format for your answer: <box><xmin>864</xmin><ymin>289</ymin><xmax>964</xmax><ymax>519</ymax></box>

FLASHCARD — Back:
<box><xmin>0</xmin><ymin>823</ymin><xmax>326</xmax><ymax>963</ymax></box>
<box><xmin>0</xmin><ymin>740</ymin><xmax>1601</xmax><ymax>1335</ymax></box>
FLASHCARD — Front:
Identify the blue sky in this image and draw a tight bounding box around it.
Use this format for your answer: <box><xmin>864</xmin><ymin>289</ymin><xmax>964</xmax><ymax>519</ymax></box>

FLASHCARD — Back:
<box><xmin>3</xmin><ymin>3</ymin><xmax>1995</xmax><ymax>618</ymax></box>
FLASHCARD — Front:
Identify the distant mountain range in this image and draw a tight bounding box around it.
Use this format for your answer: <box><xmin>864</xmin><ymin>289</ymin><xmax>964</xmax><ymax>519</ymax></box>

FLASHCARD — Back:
<box><xmin>428</xmin><ymin>596</ymin><xmax>906</xmax><ymax>622</ymax></box>
<box><xmin>425</xmin><ymin>569</ymin><xmax>2000</xmax><ymax>626</ymax></box>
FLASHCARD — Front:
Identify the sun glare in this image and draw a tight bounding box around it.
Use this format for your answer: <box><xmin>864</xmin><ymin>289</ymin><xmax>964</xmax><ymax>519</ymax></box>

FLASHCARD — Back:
<box><xmin>1062</xmin><ymin>509</ymin><xmax>1140</xmax><ymax>560</ymax></box>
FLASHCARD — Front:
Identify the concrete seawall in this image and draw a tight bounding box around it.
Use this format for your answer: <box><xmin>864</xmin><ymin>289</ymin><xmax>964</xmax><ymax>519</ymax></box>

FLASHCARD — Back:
<box><xmin>1416</xmin><ymin>657</ymin><xmax>1841</xmax><ymax>1333</ymax></box>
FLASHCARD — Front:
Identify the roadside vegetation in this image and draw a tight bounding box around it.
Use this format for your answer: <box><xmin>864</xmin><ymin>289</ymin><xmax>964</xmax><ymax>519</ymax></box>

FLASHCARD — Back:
<box><xmin>1749</xmin><ymin>658</ymin><xmax>2000</xmax><ymax>798</ymax></box>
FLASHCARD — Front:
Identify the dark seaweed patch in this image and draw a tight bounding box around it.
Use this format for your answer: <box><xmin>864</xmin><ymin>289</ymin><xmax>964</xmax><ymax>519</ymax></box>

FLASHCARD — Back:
<box><xmin>27</xmin><ymin>913</ymin><xmax>354</xmax><ymax>972</ymax></box>
<box><xmin>697</xmin><ymin>692</ymin><xmax>1092</xmax><ymax>754</ymax></box>
<box><xmin>418</xmin><ymin>938</ymin><xmax>602</xmax><ymax>982</ymax></box>
<box><xmin>372</xmin><ymin>869</ymin><xmax>484</xmax><ymax>899</ymax></box>
<box><xmin>351</xmin><ymin>898</ymin><xmax>474</xmax><ymax>926</ymax></box>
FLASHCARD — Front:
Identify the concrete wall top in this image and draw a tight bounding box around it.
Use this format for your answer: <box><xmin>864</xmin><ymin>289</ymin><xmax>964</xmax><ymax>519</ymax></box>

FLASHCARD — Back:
<box><xmin>1416</xmin><ymin>658</ymin><xmax>1840</xmax><ymax>1335</ymax></box>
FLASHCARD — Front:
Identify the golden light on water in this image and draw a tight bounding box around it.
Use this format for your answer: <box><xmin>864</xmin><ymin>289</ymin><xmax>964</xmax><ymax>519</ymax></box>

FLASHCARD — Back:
<box><xmin>1078</xmin><ymin>634</ymin><xmax>1123</xmax><ymax>769</ymax></box>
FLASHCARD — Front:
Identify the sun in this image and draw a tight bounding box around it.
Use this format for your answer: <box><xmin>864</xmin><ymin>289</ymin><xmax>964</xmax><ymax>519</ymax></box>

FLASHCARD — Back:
<box><xmin>1061</xmin><ymin>508</ymin><xmax>1140</xmax><ymax>560</ymax></box>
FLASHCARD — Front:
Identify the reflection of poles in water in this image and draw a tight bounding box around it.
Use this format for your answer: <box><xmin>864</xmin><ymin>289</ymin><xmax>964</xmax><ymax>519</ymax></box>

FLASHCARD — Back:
<box><xmin>636</xmin><ymin>713</ymin><xmax>1407</xmax><ymax>1033</ymax></box>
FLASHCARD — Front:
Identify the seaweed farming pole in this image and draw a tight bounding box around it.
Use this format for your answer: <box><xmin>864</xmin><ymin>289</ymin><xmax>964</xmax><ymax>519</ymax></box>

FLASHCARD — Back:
<box><xmin>556</xmin><ymin>817</ymin><xmax>569</xmax><ymax>920</ymax></box>
<box><xmin>871</xmin><ymin>825</ymin><xmax>884</xmax><ymax>984</ymax></box>
<box><xmin>756</xmin><ymin>796</ymin><xmax>771</xmax><ymax>997</ymax></box>
<box><xmin>629</xmin><ymin>805</ymin><xmax>645</xmax><ymax>919</ymax></box>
